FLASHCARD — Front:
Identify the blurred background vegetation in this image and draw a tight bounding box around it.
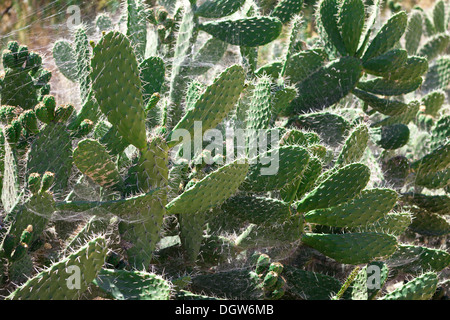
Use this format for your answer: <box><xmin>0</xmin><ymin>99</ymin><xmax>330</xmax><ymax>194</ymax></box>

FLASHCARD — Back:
<box><xmin>1</xmin><ymin>1</ymin><xmax>124</xmax><ymax>47</ymax></box>
<box><xmin>0</xmin><ymin>0</ymin><xmax>435</xmax><ymax>48</ymax></box>
<box><xmin>0</xmin><ymin>0</ymin><xmax>436</xmax><ymax>104</ymax></box>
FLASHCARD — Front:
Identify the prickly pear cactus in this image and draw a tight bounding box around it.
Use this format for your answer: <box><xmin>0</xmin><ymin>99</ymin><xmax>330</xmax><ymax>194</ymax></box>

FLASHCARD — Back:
<box><xmin>0</xmin><ymin>0</ymin><xmax>448</xmax><ymax>301</ymax></box>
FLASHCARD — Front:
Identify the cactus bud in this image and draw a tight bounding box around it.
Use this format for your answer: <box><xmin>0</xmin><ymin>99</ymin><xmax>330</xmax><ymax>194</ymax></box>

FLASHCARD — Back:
<box><xmin>25</xmin><ymin>52</ymin><xmax>42</xmax><ymax>73</ymax></box>
<box><xmin>17</xmin><ymin>45</ymin><xmax>29</xmax><ymax>65</ymax></box>
<box><xmin>19</xmin><ymin>109</ymin><xmax>39</xmax><ymax>135</ymax></box>
<box><xmin>35</xmin><ymin>69</ymin><xmax>52</xmax><ymax>88</ymax></box>
<box><xmin>2</xmin><ymin>50</ymin><xmax>16</xmax><ymax>69</ymax></box>
<box><xmin>54</xmin><ymin>104</ymin><xmax>75</xmax><ymax>123</ymax></box>
<box><xmin>263</xmin><ymin>271</ymin><xmax>279</xmax><ymax>290</ymax></box>
<box><xmin>74</xmin><ymin>119</ymin><xmax>95</xmax><ymax>138</ymax></box>
<box><xmin>40</xmin><ymin>171</ymin><xmax>55</xmax><ymax>193</ymax></box>
<box><xmin>35</xmin><ymin>102</ymin><xmax>51</xmax><ymax>124</ymax></box>
<box><xmin>5</xmin><ymin>119</ymin><xmax>22</xmax><ymax>144</ymax></box>
<box><xmin>268</xmin><ymin>262</ymin><xmax>284</xmax><ymax>275</ymax></box>
<box><xmin>255</xmin><ymin>254</ymin><xmax>271</xmax><ymax>275</ymax></box>
<box><xmin>42</xmin><ymin>95</ymin><xmax>56</xmax><ymax>118</ymax></box>
<box><xmin>145</xmin><ymin>8</ymin><xmax>157</xmax><ymax>25</ymax></box>
<box><xmin>157</xmin><ymin>9</ymin><xmax>168</xmax><ymax>23</ymax></box>
<box><xmin>20</xmin><ymin>225</ymin><xmax>33</xmax><ymax>245</ymax></box>
<box><xmin>145</xmin><ymin>93</ymin><xmax>161</xmax><ymax>114</ymax></box>
<box><xmin>28</xmin><ymin>172</ymin><xmax>42</xmax><ymax>195</ymax></box>
<box><xmin>7</xmin><ymin>41</ymin><xmax>19</xmax><ymax>53</ymax></box>
<box><xmin>0</xmin><ymin>105</ymin><xmax>17</xmax><ymax>124</ymax></box>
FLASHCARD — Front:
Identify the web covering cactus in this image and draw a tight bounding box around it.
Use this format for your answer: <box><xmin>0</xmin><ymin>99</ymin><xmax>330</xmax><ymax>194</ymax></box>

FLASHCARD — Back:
<box><xmin>0</xmin><ymin>0</ymin><xmax>448</xmax><ymax>301</ymax></box>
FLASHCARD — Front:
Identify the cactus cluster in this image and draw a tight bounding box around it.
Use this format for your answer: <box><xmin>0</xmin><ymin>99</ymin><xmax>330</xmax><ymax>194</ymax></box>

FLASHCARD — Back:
<box><xmin>0</xmin><ymin>0</ymin><xmax>449</xmax><ymax>300</ymax></box>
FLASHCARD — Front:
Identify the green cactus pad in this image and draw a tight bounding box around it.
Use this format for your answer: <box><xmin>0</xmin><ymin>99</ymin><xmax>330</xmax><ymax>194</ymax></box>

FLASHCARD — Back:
<box><xmin>283</xmin><ymin>266</ymin><xmax>342</xmax><ymax>300</ymax></box>
<box><xmin>296</xmin><ymin>157</ymin><xmax>323</xmax><ymax>199</ymax></box>
<box><xmin>431</xmin><ymin>115</ymin><xmax>450</xmax><ymax>150</ymax></box>
<box><xmin>179</xmin><ymin>210</ymin><xmax>208</xmax><ymax>263</ymax></box>
<box><xmin>302</xmin><ymin>232</ymin><xmax>398</xmax><ymax>265</ymax></box>
<box><xmin>27</xmin><ymin>123</ymin><xmax>72</xmax><ymax>194</ymax></box>
<box><xmin>362</xmin><ymin>49</ymin><xmax>408</xmax><ymax>76</ymax></box>
<box><xmin>362</xmin><ymin>11</ymin><xmax>408</xmax><ymax>62</ymax></box>
<box><xmin>218</xmin><ymin>195</ymin><xmax>291</xmax><ymax>226</ymax></box>
<box><xmin>296</xmin><ymin>163</ymin><xmax>370</xmax><ymax>213</ymax></box>
<box><xmin>318</xmin><ymin>0</ymin><xmax>347</xmax><ymax>55</ymax></box>
<box><xmin>386</xmin><ymin>245</ymin><xmax>450</xmax><ymax>274</ymax></box>
<box><xmin>94</xmin><ymin>268</ymin><xmax>171</xmax><ymax>300</ymax></box>
<box><xmin>357</xmin><ymin>77</ymin><xmax>423</xmax><ymax>96</ymax></box>
<box><xmin>373</xmin><ymin>123</ymin><xmax>410</xmax><ymax>150</ymax></box>
<box><xmin>288</xmin><ymin>112</ymin><xmax>352</xmax><ymax>147</ymax></box>
<box><xmin>7</xmin><ymin>236</ymin><xmax>107</xmax><ymax>300</ymax></box>
<box><xmin>372</xmin><ymin>101</ymin><xmax>421</xmax><ymax>128</ymax></box>
<box><xmin>246</xmin><ymin>76</ymin><xmax>273</xmax><ymax>131</ymax></box>
<box><xmin>241</xmin><ymin>145</ymin><xmax>310</xmax><ymax>192</ymax></box>
<box><xmin>169</xmin><ymin>65</ymin><xmax>245</xmax><ymax>147</ymax></box>
<box><xmin>195</xmin><ymin>0</ymin><xmax>246</xmax><ymax>18</ymax></box>
<box><xmin>380</xmin><ymin>272</ymin><xmax>438</xmax><ymax>300</ymax></box>
<box><xmin>1</xmin><ymin>69</ymin><xmax>38</xmax><ymax>110</ymax></box>
<box><xmin>91</xmin><ymin>31</ymin><xmax>147</xmax><ymax>151</ymax></box>
<box><xmin>199</xmin><ymin>17</ymin><xmax>283</xmax><ymax>47</ymax></box>
<box><xmin>271</xmin><ymin>0</ymin><xmax>304</xmax><ymax>24</ymax></box>
<box><xmin>167</xmin><ymin>1</ymin><xmax>197</xmax><ymax>125</ymax></box>
<box><xmin>409</xmin><ymin>210</ymin><xmax>450</xmax><ymax>236</ymax></box>
<box><xmin>422</xmin><ymin>55</ymin><xmax>450</xmax><ymax>91</ymax></box>
<box><xmin>386</xmin><ymin>56</ymin><xmax>429</xmax><ymax>81</ymax></box>
<box><xmin>283</xmin><ymin>49</ymin><xmax>328</xmax><ymax>84</ymax></box>
<box><xmin>139</xmin><ymin>56</ymin><xmax>166</xmax><ymax>104</ymax></box>
<box><xmin>126</xmin><ymin>0</ymin><xmax>148</xmax><ymax>61</ymax></box>
<box><xmin>134</xmin><ymin>137</ymin><xmax>169</xmax><ymax>193</ymax></box>
<box><xmin>289</xmin><ymin>57</ymin><xmax>362</xmax><ymax>114</ymax></box>
<box><xmin>404</xmin><ymin>10</ymin><xmax>423</xmax><ymax>55</ymax></box>
<box><xmin>280</xmin><ymin>130</ymin><xmax>321</xmax><ymax>147</ymax></box>
<box><xmin>358</xmin><ymin>211</ymin><xmax>412</xmax><ymax>236</ymax></box>
<box><xmin>27</xmin><ymin>173</ymin><xmax>41</xmax><ymax>195</ymax></box>
<box><xmin>421</xmin><ymin>90</ymin><xmax>445</xmax><ymax>117</ymax></box>
<box><xmin>2</xmin><ymin>192</ymin><xmax>55</xmax><ymax>254</ymax></box>
<box><xmin>73</xmin><ymin>139</ymin><xmax>122</xmax><ymax>191</ymax></box>
<box><xmin>335</xmin><ymin>124</ymin><xmax>369</xmax><ymax>166</ymax></box>
<box><xmin>412</xmin><ymin>142</ymin><xmax>450</xmax><ymax>183</ymax></box>
<box><xmin>338</xmin><ymin>0</ymin><xmax>365</xmax><ymax>56</ymax></box>
<box><xmin>100</xmin><ymin>126</ymin><xmax>130</xmax><ymax>156</ymax></box>
<box><xmin>272</xmin><ymin>86</ymin><xmax>298</xmax><ymax>116</ymax></box>
<box><xmin>432</xmin><ymin>0</ymin><xmax>447</xmax><ymax>33</ymax></box>
<box><xmin>74</xmin><ymin>27</ymin><xmax>92</xmax><ymax>104</ymax></box>
<box><xmin>418</xmin><ymin>33</ymin><xmax>450</xmax><ymax>61</ymax></box>
<box><xmin>401</xmin><ymin>193</ymin><xmax>449</xmax><ymax>216</ymax></box>
<box><xmin>305</xmin><ymin>189</ymin><xmax>398</xmax><ymax>228</ymax></box>
<box><xmin>1</xmin><ymin>43</ymin><xmax>50</xmax><ymax>109</ymax></box>
<box><xmin>167</xmin><ymin>160</ymin><xmax>249</xmax><ymax>215</ymax></box>
<box><xmin>52</xmin><ymin>40</ymin><xmax>78</xmax><ymax>82</ymax></box>
<box><xmin>191</xmin><ymin>269</ymin><xmax>263</xmax><ymax>299</ymax></box>
<box><xmin>255</xmin><ymin>61</ymin><xmax>283</xmax><ymax>79</ymax></box>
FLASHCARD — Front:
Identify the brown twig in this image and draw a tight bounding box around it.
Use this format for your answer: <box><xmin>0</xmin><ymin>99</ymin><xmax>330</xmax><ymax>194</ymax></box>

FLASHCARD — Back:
<box><xmin>0</xmin><ymin>4</ymin><xmax>13</xmax><ymax>23</ymax></box>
